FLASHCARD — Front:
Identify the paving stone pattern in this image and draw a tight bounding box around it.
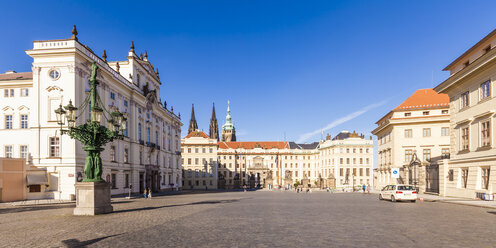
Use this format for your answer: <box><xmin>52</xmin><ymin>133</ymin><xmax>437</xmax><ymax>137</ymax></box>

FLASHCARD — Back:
<box><xmin>0</xmin><ymin>191</ymin><xmax>495</xmax><ymax>247</ymax></box>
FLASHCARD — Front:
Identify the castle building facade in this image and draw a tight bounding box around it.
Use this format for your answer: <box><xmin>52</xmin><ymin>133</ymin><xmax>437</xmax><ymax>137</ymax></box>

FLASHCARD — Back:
<box><xmin>0</xmin><ymin>26</ymin><xmax>182</xmax><ymax>200</ymax></box>
<box><xmin>182</xmin><ymin>104</ymin><xmax>373</xmax><ymax>189</ymax></box>
<box><xmin>372</xmin><ymin>89</ymin><xmax>450</xmax><ymax>193</ymax></box>
<box><xmin>434</xmin><ymin>28</ymin><xmax>496</xmax><ymax>198</ymax></box>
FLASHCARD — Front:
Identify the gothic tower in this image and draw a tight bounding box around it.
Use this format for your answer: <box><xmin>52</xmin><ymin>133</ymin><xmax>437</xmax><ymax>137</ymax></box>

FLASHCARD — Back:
<box><xmin>209</xmin><ymin>103</ymin><xmax>219</xmax><ymax>140</ymax></box>
<box><xmin>188</xmin><ymin>104</ymin><xmax>198</xmax><ymax>134</ymax></box>
<box><xmin>222</xmin><ymin>100</ymin><xmax>236</xmax><ymax>142</ymax></box>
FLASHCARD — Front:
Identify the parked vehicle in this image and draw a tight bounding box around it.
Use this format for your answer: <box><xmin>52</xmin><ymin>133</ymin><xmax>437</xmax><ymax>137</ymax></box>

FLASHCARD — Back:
<box><xmin>379</xmin><ymin>184</ymin><xmax>417</xmax><ymax>202</ymax></box>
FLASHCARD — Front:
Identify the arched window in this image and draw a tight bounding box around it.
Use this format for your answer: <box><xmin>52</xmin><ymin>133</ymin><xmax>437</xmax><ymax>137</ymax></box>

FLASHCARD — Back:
<box><xmin>147</xmin><ymin>127</ymin><xmax>151</xmax><ymax>143</ymax></box>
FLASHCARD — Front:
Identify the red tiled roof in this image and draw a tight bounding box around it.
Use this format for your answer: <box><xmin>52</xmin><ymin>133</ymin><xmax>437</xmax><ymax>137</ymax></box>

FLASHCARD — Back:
<box><xmin>0</xmin><ymin>72</ymin><xmax>33</xmax><ymax>81</ymax></box>
<box><xmin>219</xmin><ymin>141</ymin><xmax>289</xmax><ymax>150</ymax></box>
<box><xmin>394</xmin><ymin>89</ymin><xmax>449</xmax><ymax>111</ymax></box>
<box><xmin>185</xmin><ymin>131</ymin><xmax>209</xmax><ymax>139</ymax></box>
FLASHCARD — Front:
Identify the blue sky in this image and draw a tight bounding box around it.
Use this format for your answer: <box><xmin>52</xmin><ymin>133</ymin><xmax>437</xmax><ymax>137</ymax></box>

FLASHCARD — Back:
<box><xmin>1</xmin><ymin>0</ymin><xmax>496</xmax><ymax>143</ymax></box>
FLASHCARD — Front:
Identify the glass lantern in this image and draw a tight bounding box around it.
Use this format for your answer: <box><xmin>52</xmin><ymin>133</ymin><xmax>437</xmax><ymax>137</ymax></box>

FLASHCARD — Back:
<box><xmin>91</xmin><ymin>107</ymin><xmax>103</xmax><ymax>123</ymax></box>
<box><xmin>54</xmin><ymin>104</ymin><xmax>66</xmax><ymax>125</ymax></box>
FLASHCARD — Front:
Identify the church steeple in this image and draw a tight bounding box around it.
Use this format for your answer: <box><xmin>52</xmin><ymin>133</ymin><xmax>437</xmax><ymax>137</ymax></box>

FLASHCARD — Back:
<box><xmin>222</xmin><ymin>100</ymin><xmax>236</xmax><ymax>142</ymax></box>
<box><xmin>209</xmin><ymin>103</ymin><xmax>219</xmax><ymax>141</ymax></box>
<box><xmin>188</xmin><ymin>104</ymin><xmax>198</xmax><ymax>134</ymax></box>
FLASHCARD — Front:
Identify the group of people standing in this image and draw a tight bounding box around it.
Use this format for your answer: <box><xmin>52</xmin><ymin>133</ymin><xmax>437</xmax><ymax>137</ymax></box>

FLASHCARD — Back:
<box><xmin>143</xmin><ymin>187</ymin><xmax>152</xmax><ymax>199</ymax></box>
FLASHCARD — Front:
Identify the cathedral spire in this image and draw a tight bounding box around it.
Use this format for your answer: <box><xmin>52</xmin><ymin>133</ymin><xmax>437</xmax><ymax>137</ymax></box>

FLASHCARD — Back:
<box><xmin>188</xmin><ymin>104</ymin><xmax>198</xmax><ymax>134</ymax></box>
<box><xmin>209</xmin><ymin>103</ymin><xmax>219</xmax><ymax>141</ymax></box>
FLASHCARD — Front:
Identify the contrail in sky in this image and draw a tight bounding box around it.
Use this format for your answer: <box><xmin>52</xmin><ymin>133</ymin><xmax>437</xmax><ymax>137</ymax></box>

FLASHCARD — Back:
<box><xmin>296</xmin><ymin>100</ymin><xmax>388</xmax><ymax>143</ymax></box>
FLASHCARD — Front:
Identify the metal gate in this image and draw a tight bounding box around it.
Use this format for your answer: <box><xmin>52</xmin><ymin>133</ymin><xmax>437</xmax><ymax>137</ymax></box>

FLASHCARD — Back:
<box><xmin>425</xmin><ymin>164</ymin><xmax>439</xmax><ymax>193</ymax></box>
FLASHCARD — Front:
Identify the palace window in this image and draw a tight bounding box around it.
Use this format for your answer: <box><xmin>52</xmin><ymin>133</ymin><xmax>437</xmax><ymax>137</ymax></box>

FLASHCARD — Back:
<box><xmin>481</xmin><ymin>120</ymin><xmax>491</xmax><ymax>147</ymax></box>
<box><xmin>125</xmin><ymin>174</ymin><xmax>129</xmax><ymax>188</ymax></box>
<box><xmin>49</xmin><ymin>137</ymin><xmax>60</xmax><ymax>157</ymax></box>
<box><xmin>441</xmin><ymin>148</ymin><xmax>450</xmax><ymax>159</ymax></box>
<box><xmin>461</xmin><ymin>127</ymin><xmax>469</xmax><ymax>150</ymax></box>
<box><xmin>423</xmin><ymin>149</ymin><xmax>431</xmax><ymax>162</ymax></box>
<box><xmin>482</xmin><ymin>168</ymin><xmax>490</xmax><ymax>190</ymax></box>
<box><xmin>360</xmin><ymin>168</ymin><xmax>363</xmax><ymax>176</ymax></box>
<box><xmin>124</xmin><ymin>100</ymin><xmax>128</xmax><ymax>107</ymax></box>
<box><xmin>360</xmin><ymin>158</ymin><xmax>363</xmax><ymax>164</ymax></box>
<box><xmin>49</xmin><ymin>69</ymin><xmax>60</xmax><ymax>80</ymax></box>
<box><xmin>124</xmin><ymin>148</ymin><xmax>129</xmax><ymax>163</ymax></box>
<box><xmin>404</xmin><ymin>129</ymin><xmax>412</xmax><ymax>138</ymax></box>
<box><xmin>448</xmin><ymin>169</ymin><xmax>454</xmax><ymax>181</ymax></box>
<box><xmin>21</xmin><ymin>88</ymin><xmax>29</xmax><ymax>97</ymax></box>
<box><xmin>110</xmin><ymin>146</ymin><xmax>116</xmax><ymax>162</ymax></box>
<box><xmin>110</xmin><ymin>92</ymin><xmax>115</xmax><ymax>100</ymax></box>
<box><xmin>366</xmin><ymin>168</ymin><xmax>370</xmax><ymax>176</ymax></box>
<box><xmin>423</xmin><ymin>111</ymin><xmax>430</xmax><ymax>116</ymax></box>
<box><xmin>405</xmin><ymin>149</ymin><xmax>413</xmax><ymax>162</ymax></box>
<box><xmin>461</xmin><ymin>168</ymin><xmax>469</xmax><ymax>188</ymax></box>
<box><xmin>19</xmin><ymin>114</ymin><xmax>28</xmax><ymax>129</ymax></box>
<box><xmin>147</xmin><ymin>127</ymin><xmax>151</xmax><ymax>143</ymax></box>
<box><xmin>441</xmin><ymin>127</ymin><xmax>449</xmax><ymax>136</ymax></box>
<box><xmin>5</xmin><ymin>145</ymin><xmax>12</xmax><ymax>158</ymax></box>
<box><xmin>442</xmin><ymin>110</ymin><xmax>449</xmax><ymax>114</ymax></box>
<box><xmin>366</xmin><ymin>158</ymin><xmax>369</xmax><ymax>164</ymax></box>
<box><xmin>346</xmin><ymin>158</ymin><xmax>350</xmax><ymax>164</ymax></box>
<box><xmin>138</xmin><ymin>123</ymin><xmax>142</xmax><ymax>141</ymax></box>
<box><xmin>5</xmin><ymin>115</ymin><xmax>12</xmax><ymax>129</ymax></box>
<box><xmin>423</xmin><ymin>128</ymin><xmax>431</xmax><ymax>137</ymax></box>
<box><xmin>404</xmin><ymin>112</ymin><xmax>411</xmax><ymax>117</ymax></box>
<box><xmin>480</xmin><ymin>80</ymin><xmax>491</xmax><ymax>100</ymax></box>
<box><xmin>139</xmin><ymin>150</ymin><xmax>143</xmax><ymax>165</ymax></box>
<box><xmin>461</xmin><ymin>91</ymin><xmax>469</xmax><ymax>108</ymax></box>
<box><xmin>20</xmin><ymin>145</ymin><xmax>28</xmax><ymax>159</ymax></box>
<box><xmin>111</xmin><ymin>174</ymin><xmax>117</xmax><ymax>189</ymax></box>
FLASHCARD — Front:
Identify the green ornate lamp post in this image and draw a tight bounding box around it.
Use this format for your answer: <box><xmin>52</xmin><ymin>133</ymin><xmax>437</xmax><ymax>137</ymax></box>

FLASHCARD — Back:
<box><xmin>55</xmin><ymin>62</ymin><xmax>127</xmax><ymax>183</ymax></box>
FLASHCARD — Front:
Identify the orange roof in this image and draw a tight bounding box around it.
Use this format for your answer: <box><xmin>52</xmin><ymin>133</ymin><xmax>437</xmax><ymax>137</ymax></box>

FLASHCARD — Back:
<box><xmin>394</xmin><ymin>89</ymin><xmax>449</xmax><ymax>111</ymax></box>
<box><xmin>0</xmin><ymin>72</ymin><xmax>32</xmax><ymax>81</ymax></box>
<box><xmin>185</xmin><ymin>131</ymin><xmax>209</xmax><ymax>139</ymax></box>
<box><xmin>219</xmin><ymin>141</ymin><xmax>289</xmax><ymax>150</ymax></box>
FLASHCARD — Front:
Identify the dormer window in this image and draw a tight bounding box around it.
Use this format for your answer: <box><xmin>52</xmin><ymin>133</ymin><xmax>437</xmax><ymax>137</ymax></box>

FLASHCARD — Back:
<box><xmin>423</xmin><ymin>111</ymin><xmax>429</xmax><ymax>116</ymax></box>
<box><xmin>464</xmin><ymin>61</ymin><xmax>470</xmax><ymax>68</ymax></box>
<box><xmin>404</xmin><ymin>112</ymin><xmax>411</xmax><ymax>117</ymax></box>
<box><xmin>485</xmin><ymin>45</ymin><xmax>491</xmax><ymax>54</ymax></box>
<box><xmin>442</xmin><ymin>110</ymin><xmax>449</xmax><ymax>114</ymax></box>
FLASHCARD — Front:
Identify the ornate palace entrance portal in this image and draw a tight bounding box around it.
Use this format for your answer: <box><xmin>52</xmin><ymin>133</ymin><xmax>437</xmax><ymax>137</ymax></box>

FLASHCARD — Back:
<box><xmin>247</xmin><ymin>156</ymin><xmax>270</xmax><ymax>189</ymax></box>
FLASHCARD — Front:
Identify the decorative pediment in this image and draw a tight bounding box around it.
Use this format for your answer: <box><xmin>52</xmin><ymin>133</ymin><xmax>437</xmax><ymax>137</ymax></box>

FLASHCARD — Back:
<box><xmin>46</xmin><ymin>86</ymin><xmax>63</xmax><ymax>92</ymax></box>
<box><xmin>2</xmin><ymin>106</ymin><xmax>14</xmax><ymax>112</ymax></box>
<box><xmin>18</xmin><ymin>105</ymin><xmax>30</xmax><ymax>111</ymax></box>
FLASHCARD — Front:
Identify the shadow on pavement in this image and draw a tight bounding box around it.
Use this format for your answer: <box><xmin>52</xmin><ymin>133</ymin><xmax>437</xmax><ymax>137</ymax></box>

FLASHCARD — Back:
<box><xmin>0</xmin><ymin>203</ymin><xmax>75</xmax><ymax>215</ymax></box>
<box><xmin>113</xmin><ymin>199</ymin><xmax>239</xmax><ymax>214</ymax></box>
<box><xmin>61</xmin><ymin>233</ymin><xmax>122</xmax><ymax>248</ymax></box>
<box><xmin>488</xmin><ymin>211</ymin><xmax>496</xmax><ymax>215</ymax></box>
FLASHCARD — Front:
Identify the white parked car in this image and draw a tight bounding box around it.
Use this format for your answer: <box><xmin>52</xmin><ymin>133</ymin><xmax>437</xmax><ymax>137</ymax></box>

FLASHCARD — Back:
<box><xmin>379</xmin><ymin>184</ymin><xmax>417</xmax><ymax>202</ymax></box>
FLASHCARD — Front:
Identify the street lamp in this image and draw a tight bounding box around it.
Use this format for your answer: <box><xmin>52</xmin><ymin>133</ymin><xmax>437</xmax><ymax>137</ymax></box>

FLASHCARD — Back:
<box><xmin>56</xmin><ymin>62</ymin><xmax>127</xmax><ymax>182</ymax></box>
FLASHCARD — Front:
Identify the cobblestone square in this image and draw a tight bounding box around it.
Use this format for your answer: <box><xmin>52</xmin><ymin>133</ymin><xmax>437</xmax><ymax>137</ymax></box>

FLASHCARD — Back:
<box><xmin>1</xmin><ymin>191</ymin><xmax>495</xmax><ymax>247</ymax></box>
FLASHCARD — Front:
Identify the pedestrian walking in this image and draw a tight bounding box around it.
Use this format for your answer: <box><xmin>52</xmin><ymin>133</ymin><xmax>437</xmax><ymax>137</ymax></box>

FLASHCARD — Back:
<box><xmin>143</xmin><ymin>188</ymin><xmax>148</xmax><ymax>199</ymax></box>
<box><xmin>366</xmin><ymin>184</ymin><xmax>371</xmax><ymax>194</ymax></box>
<box><xmin>362</xmin><ymin>184</ymin><xmax>366</xmax><ymax>193</ymax></box>
<box><xmin>147</xmin><ymin>187</ymin><xmax>152</xmax><ymax>199</ymax></box>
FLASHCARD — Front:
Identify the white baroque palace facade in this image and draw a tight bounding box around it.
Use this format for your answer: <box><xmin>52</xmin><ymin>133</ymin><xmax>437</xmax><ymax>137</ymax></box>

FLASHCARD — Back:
<box><xmin>434</xmin><ymin>28</ymin><xmax>496</xmax><ymax>198</ymax></box>
<box><xmin>182</xmin><ymin>104</ymin><xmax>373</xmax><ymax>189</ymax></box>
<box><xmin>372</xmin><ymin>89</ymin><xmax>450</xmax><ymax>193</ymax></box>
<box><xmin>0</xmin><ymin>27</ymin><xmax>182</xmax><ymax>200</ymax></box>
<box><xmin>181</xmin><ymin>131</ymin><xmax>219</xmax><ymax>190</ymax></box>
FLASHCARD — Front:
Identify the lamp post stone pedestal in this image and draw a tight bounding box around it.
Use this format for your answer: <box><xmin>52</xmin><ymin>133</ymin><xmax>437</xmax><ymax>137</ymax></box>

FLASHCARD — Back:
<box><xmin>55</xmin><ymin>61</ymin><xmax>128</xmax><ymax>216</ymax></box>
<box><xmin>74</xmin><ymin>181</ymin><xmax>113</xmax><ymax>216</ymax></box>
